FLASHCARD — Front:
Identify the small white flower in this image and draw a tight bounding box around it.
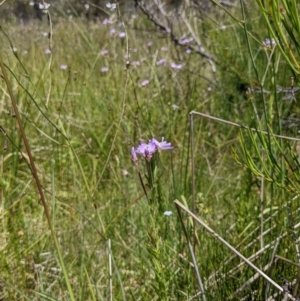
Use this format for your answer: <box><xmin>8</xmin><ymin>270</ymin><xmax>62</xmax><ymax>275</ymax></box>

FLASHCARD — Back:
<box><xmin>164</xmin><ymin>211</ymin><xmax>172</xmax><ymax>216</ymax></box>
<box><xmin>39</xmin><ymin>2</ymin><xmax>50</xmax><ymax>10</ymax></box>
<box><xmin>172</xmin><ymin>104</ymin><xmax>179</xmax><ymax>110</ymax></box>
<box><xmin>106</xmin><ymin>2</ymin><xmax>117</xmax><ymax>10</ymax></box>
<box><xmin>84</xmin><ymin>3</ymin><xmax>90</xmax><ymax>10</ymax></box>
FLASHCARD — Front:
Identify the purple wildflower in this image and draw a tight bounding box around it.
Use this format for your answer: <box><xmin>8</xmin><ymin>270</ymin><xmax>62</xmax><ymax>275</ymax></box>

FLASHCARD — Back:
<box><xmin>132</xmin><ymin>138</ymin><xmax>173</xmax><ymax>162</ymax></box>
<box><xmin>161</xmin><ymin>46</ymin><xmax>168</xmax><ymax>51</ymax></box>
<box><xmin>157</xmin><ymin>58</ymin><xmax>166</xmax><ymax>66</ymax></box>
<box><xmin>60</xmin><ymin>64</ymin><xmax>68</xmax><ymax>70</ymax></box>
<box><xmin>263</xmin><ymin>38</ymin><xmax>276</xmax><ymax>48</ymax></box>
<box><xmin>131</xmin><ymin>60</ymin><xmax>141</xmax><ymax>66</ymax></box>
<box><xmin>103</xmin><ymin>18</ymin><xmax>114</xmax><ymax>25</ymax></box>
<box><xmin>101</xmin><ymin>67</ymin><xmax>109</xmax><ymax>72</ymax></box>
<box><xmin>131</xmin><ymin>147</ymin><xmax>138</xmax><ymax>164</ymax></box>
<box><xmin>119</xmin><ymin>32</ymin><xmax>126</xmax><ymax>38</ymax></box>
<box><xmin>150</xmin><ymin>138</ymin><xmax>173</xmax><ymax>151</ymax></box>
<box><xmin>45</xmin><ymin>48</ymin><xmax>51</xmax><ymax>54</ymax></box>
<box><xmin>101</xmin><ymin>49</ymin><xmax>108</xmax><ymax>55</ymax></box>
<box><xmin>171</xmin><ymin>62</ymin><xmax>183</xmax><ymax>69</ymax></box>
<box><xmin>136</xmin><ymin>142</ymin><xmax>157</xmax><ymax>160</ymax></box>
<box><xmin>141</xmin><ymin>79</ymin><xmax>150</xmax><ymax>87</ymax></box>
<box><xmin>179</xmin><ymin>37</ymin><xmax>193</xmax><ymax>45</ymax></box>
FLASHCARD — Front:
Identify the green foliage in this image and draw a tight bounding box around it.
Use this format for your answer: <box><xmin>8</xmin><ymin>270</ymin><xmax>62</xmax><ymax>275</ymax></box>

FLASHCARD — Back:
<box><xmin>2</xmin><ymin>1</ymin><xmax>300</xmax><ymax>300</ymax></box>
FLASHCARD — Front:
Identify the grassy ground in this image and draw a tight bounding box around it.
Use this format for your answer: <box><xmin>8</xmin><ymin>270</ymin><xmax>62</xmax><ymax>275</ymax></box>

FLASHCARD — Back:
<box><xmin>1</xmin><ymin>3</ymin><xmax>300</xmax><ymax>300</ymax></box>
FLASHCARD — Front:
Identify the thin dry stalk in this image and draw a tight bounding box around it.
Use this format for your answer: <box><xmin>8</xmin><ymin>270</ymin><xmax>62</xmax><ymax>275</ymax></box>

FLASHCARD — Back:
<box><xmin>190</xmin><ymin>111</ymin><xmax>300</xmax><ymax>142</ymax></box>
<box><xmin>108</xmin><ymin>239</ymin><xmax>113</xmax><ymax>301</ymax></box>
<box><xmin>189</xmin><ymin>112</ymin><xmax>196</xmax><ymax>251</ymax></box>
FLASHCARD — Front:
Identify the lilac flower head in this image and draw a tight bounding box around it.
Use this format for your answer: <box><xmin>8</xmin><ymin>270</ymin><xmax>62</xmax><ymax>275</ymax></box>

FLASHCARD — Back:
<box><xmin>157</xmin><ymin>58</ymin><xmax>166</xmax><ymax>66</ymax></box>
<box><xmin>119</xmin><ymin>32</ymin><xmax>126</xmax><ymax>38</ymax></box>
<box><xmin>131</xmin><ymin>60</ymin><xmax>141</xmax><ymax>66</ymax></box>
<box><xmin>150</xmin><ymin>138</ymin><xmax>173</xmax><ymax>151</ymax></box>
<box><xmin>141</xmin><ymin>79</ymin><xmax>150</xmax><ymax>87</ymax></box>
<box><xmin>131</xmin><ymin>147</ymin><xmax>138</xmax><ymax>164</ymax></box>
<box><xmin>171</xmin><ymin>62</ymin><xmax>183</xmax><ymax>69</ymax></box>
<box><xmin>101</xmin><ymin>49</ymin><xmax>108</xmax><ymax>55</ymax></box>
<box><xmin>136</xmin><ymin>142</ymin><xmax>157</xmax><ymax>160</ymax></box>
<box><xmin>131</xmin><ymin>138</ymin><xmax>173</xmax><ymax>162</ymax></box>
<box><xmin>179</xmin><ymin>37</ymin><xmax>193</xmax><ymax>45</ymax></box>
<box><xmin>101</xmin><ymin>67</ymin><xmax>109</xmax><ymax>72</ymax></box>
<box><xmin>103</xmin><ymin>18</ymin><xmax>114</xmax><ymax>25</ymax></box>
<box><xmin>263</xmin><ymin>38</ymin><xmax>276</xmax><ymax>48</ymax></box>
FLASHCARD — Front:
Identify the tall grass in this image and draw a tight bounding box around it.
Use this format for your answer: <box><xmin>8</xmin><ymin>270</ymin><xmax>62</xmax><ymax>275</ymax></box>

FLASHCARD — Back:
<box><xmin>1</xmin><ymin>1</ymin><xmax>300</xmax><ymax>300</ymax></box>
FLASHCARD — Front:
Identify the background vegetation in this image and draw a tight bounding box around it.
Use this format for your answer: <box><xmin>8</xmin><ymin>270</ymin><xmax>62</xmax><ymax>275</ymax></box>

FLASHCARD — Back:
<box><xmin>1</xmin><ymin>0</ymin><xmax>300</xmax><ymax>300</ymax></box>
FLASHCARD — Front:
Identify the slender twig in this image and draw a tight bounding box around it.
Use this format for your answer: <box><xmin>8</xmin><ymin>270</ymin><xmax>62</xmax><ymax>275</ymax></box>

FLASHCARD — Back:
<box><xmin>260</xmin><ymin>149</ymin><xmax>265</xmax><ymax>251</ymax></box>
<box><xmin>190</xmin><ymin>111</ymin><xmax>300</xmax><ymax>142</ymax></box>
<box><xmin>189</xmin><ymin>112</ymin><xmax>196</xmax><ymax>252</ymax></box>
<box><xmin>108</xmin><ymin>239</ymin><xmax>113</xmax><ymax>301</ymax></box>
